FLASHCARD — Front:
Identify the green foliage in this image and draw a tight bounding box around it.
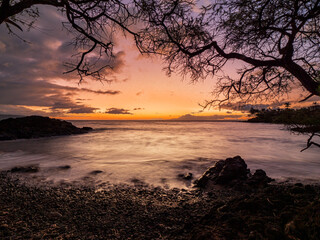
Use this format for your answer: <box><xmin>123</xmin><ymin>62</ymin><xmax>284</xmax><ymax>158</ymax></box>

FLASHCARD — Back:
<box><xmin>248</xmin><ymin>105</ymin><xmax>320</xmax><ymax>129</ymax></box>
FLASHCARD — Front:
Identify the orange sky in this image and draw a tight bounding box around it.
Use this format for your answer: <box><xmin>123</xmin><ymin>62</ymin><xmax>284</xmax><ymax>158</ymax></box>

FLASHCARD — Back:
<box><xmin>46</xmin><ymin>37</ymin><xmax>245</xmax><ymax>120</ymax></box>
<box><xmin>0</xmin><ymin>7</ymin><xmax>318</xmax><ymax>120</ymax></box>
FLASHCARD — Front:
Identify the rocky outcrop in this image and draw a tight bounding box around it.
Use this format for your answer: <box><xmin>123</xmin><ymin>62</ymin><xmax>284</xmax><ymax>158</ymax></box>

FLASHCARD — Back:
<box><xmin>10</xmin><ymin>165</ymin><xmax>39</xmax><ymax>173</ymax></box>
<box><xmin>0</xmin><ymin>116</ymin><xmax>92</xmax><ymax>140</ymax></box>
<box><xmin>194</xmin><ymin>156</ymin><xmax>273</xmax><ymax>188</ymax></box>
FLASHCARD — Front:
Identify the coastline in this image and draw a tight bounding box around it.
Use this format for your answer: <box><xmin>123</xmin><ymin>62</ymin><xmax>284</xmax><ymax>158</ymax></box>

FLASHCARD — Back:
<box><xmin>1</xmin><ymin>171</ymin><xmax>319</xmax><ymax>239</ymax></box>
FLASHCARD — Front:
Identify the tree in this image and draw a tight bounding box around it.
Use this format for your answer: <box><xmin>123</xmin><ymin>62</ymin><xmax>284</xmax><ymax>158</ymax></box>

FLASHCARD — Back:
<box><xmin>3</xmin><ymin>0</ymin><xmax>319</xmax><ymax>100</ymax></box>
<box><xmin>135</xmin><ymin>0</ymin><xmax>320</xmax><ymax>106</ymax></box>
<box><xmin>0</xmin><ymin>0</ymin><xmax>139</xmax><ymax>81</ymax></box>
<box><xmin>284</xmin><ymin>102</ymin><xmax>291</xmax><ymax>109</ymax></box>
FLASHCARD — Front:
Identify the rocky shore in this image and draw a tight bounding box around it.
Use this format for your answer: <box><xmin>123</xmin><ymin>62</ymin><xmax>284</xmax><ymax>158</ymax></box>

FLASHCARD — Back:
<box><xmin>0</xmin><ymin>116</ymin><xmax>92</xmax><ymax>140</ymax></box>
<box><xmin>1</xmin><ymin>157</ymin><xmax>319</xmax><ymax>239</ymax></box>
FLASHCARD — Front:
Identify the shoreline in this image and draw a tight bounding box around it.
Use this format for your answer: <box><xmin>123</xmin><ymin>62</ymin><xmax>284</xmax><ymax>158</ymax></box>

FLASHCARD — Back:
<box><xmin>1</xmin><ymin>171</ymin><xmax>319</xmax><ymax>239</ymax></box>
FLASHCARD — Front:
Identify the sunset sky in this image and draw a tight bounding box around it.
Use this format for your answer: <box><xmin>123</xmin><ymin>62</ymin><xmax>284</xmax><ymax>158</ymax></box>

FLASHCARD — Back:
<box><xmin>0</xmin><ymin>6</ymin><xmax>318</xmax><ymax>120</ymax></box>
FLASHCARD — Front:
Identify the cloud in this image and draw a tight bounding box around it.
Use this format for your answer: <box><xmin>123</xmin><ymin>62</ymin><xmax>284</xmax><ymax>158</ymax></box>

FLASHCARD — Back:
<box><xmin>105</xmin><ymin>108</ymin><xmax>133</xmax><ymax>115</ymax></box>
<box><xmin>68</xmin><ymin>107</ymin><xmax>98</xmax><ymax>114</ymax></box>
<box><xmin>133</xmin><ymin>107</ymin><xmax>144</xmax><ymax>110</ymax></box>
<box><xmin>220</xmin><ymin>103</ymin><xmax>275</xmax><ymax>111</ymax></box>
<box><xmin>136</xmin><ymin>91</ymin><xmax>143</xmax><ymax>96</ymax></box>
<box><xmin>173</xmin><ymin>114</ymin><xmax>243</xmax><ymax>121</ymax></box>
<box><xmin>80</xmin><ymin>88</ymin><xmax>121</xmax><ymax>95</ymax></box>
<box><xmin>0</xmin><ymin>105</ymin><xmax>47</xmax><ymax>116</ymax></box>
<box><xmin>0</xmin><ymin>80</ymin><xmax>109</xmax><ymax>114</ymax></box>
<box><xmin>0</xmin><ymin>6</ymin><xmax>124</xmax><ymax>116</ymax></box>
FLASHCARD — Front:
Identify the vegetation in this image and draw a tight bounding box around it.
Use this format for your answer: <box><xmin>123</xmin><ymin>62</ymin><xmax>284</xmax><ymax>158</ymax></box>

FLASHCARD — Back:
<box><xmin>248</xmin><ymin>103</ymin><xmax>320</xmax><ymax>151</ymax></box>
<box><xmin>136</xmin><ymin>0</ymin><xmax>320</xmax><ymax>105</ymax></box>
<box><xmin>1</xmin><ymin>0</ymin><xmax>320</xmax><ymax>102</ymax></box>
<box><xmin>248</xmin><ymin>104</ymin><xmax>320</xmax><ymax>127</ymax></box>
<box><xmin>0</xmin><ymin>0</ymin><xmax>139</xmax><ymax>81</ymax></box>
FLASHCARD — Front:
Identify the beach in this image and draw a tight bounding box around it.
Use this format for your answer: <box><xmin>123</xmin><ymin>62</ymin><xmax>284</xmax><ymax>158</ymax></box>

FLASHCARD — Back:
<box><xmin>1</xmin><ymin>170</ymin><xmax>319</xmax><ymax>239</ymax></box>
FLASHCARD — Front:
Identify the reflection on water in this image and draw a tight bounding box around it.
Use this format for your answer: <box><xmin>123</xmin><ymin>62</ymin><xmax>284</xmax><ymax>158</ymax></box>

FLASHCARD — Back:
<box><xmin>0</xmin><ymin>121</ymin><xmax>319</xmax><ymax>188</ymax></box>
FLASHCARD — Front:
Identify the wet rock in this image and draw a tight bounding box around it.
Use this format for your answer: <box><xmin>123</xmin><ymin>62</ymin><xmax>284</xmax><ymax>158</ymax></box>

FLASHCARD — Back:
<box><xmin>265</xmin><ymin>226</ymin><xmax>284</xmax><ymax>240</ymax></box>
<box><xmin>216</xmin><ymin>156</ymin><xmax>248</xmax><ymax>184</ymax></box>
<box><xmin>82</xmin><ymin>127</ymin><xmax>93</xmax><ymax>131</ymax></box>
<box><xmin>90</xmin><ymin>170</ymin><xmax>103</xmax><ymax>175</ymax></box>
<box><xmin>247</xmin><ymin>169</ymin><xmax>273</xmax><ymax>186</ymax></box>
<box><xmin>58</xmin><ymin>165</ymin><xmax>71</xmax><ymax>170</ymax></box>
<box><xmin>178</xmin><ymin>172</ymin><xmax>193</xmax><ymax>180</ymax></box>
<box><xmin>0</xmin><ymin>116</ymin><xmax>93</xmax><ymax>140</ymax></box>
<box><xmin>10</xmin><ymin>165</ymin><xmax>39</xmax><ymax>173</ymax></box>
<box><xmin>50</xmin><ymin>211</ymin><xmax>62</xmax><ymax>218</ymax></box>
<box><xmin>195</xmin><ymin>157</ymin><xmax>274</xmax><ymax>189</ymax></box>
<box><xmin>290</xmin><ymin>186</ymin><xmax>305</xmax><ymax>194</ymax></box>
<box><xmin>195</xmin><ymin>156</ymin><xmax>248</xmax><ymax>187</ymax></box>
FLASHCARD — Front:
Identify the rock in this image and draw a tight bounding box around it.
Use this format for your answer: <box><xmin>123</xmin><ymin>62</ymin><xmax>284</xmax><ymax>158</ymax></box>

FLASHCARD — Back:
<box><xmin>195</xmin><ymin>156</ymin><xmax>248</xmax><ymax>187</ymax></box>
<box><xmin>58</xmin><ymin>165</ymin><xmax>71</xmax><ymax>170</ymax></box>
<box><xmin>0</xmin><ymin>116</ymin><xmax>93</xmax><ymax>141</ymax></box>
<box><xmin>90</xmin><ymin>170</ymin><xmax>103</xmax><ymax>175</ymax></box>
<box><xmin>247</xmin><ymin>169</ymin><xmax>273</xmax><ymax>186</ymax></box>
<box><xmin>10</xmin><ymin>165</ymin><xmax>39</xmax><ymax>173</ymax></box>
<box><xmin>50</xmin><ymin>211</ymin><xmax>62</xmax><ymax>218</ymax></box>
<box><xmin>195</xmin><ymin>157</ymin><xmax>274</xmax><ymax>189</ymax></box>
<box><xmin>178</xmin><ymin>172</ymin><xmax>193</xmax><ymax>180</ymax></box>
<box><xmin>82</xmin><ymin>127</ymin><xmax>93</xmax><ymax>131</ymax></box>
<box><xmin>184</xmin><ymin>173</ymin><xmax>193</xmax><ymax>180</ymax></box>
<box><xmin>215</xmin><ymin>156</ymin><xmax>248</xmax><ymax>184</ymax></box>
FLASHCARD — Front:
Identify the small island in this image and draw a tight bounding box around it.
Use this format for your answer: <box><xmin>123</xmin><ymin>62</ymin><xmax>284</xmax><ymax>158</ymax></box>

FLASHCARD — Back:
<box><xmin>0</xmin><ymin>116</ymin><xmax>92</xmax><ymax>140</ymax></box>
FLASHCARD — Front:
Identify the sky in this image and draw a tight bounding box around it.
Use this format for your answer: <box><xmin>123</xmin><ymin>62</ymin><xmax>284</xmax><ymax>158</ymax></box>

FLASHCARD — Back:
<box><xmin>0</xmin><ymin>6</ymin><xmax>318</xmax><ymax>120</ymax></box>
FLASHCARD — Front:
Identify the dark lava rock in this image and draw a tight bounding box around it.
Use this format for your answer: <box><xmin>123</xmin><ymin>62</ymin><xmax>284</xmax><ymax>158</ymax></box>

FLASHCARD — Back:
<box><xmin>90</xmin><ymin>170</ymin><xmax>104</xmax><ymax>175</ymax></box>
<box><xmin>178</xmin><ymin>172</ymin><xmax>193</xmax><ymax>180</ymax></box>
<box><xmin>247</xmin><ymin>169</ymin><xmax>273</xmax><ymax>186</ymax></box>
<box><xmin>10</xmin><ymin>165</ymin><xmax>39</xmax><ymax>173</ymax></box>
<box><xmin>195</xmin><ymin>156</ymin><xmax>273</xmax><ymax>189</ymax></box>
<box><xmin>195</xmin><ymin>156</ymin><xmax>249</xmax><ymax>187</ymax></box>
<box><xmin>0</xmin><ymin>116</ymin><xmax>92</xmax><ymax>140</ymax></box>
<box><xmin>58</xmin><ymin>165</ymin><xmax>71</xmax><ymax>170</ymax></box>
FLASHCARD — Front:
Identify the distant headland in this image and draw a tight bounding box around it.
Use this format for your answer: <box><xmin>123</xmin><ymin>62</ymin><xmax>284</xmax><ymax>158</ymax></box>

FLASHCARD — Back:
<box><xmin>0</xmin><ymin>116</ymin><xmax>92</xmax><ymax>140</ymax></box>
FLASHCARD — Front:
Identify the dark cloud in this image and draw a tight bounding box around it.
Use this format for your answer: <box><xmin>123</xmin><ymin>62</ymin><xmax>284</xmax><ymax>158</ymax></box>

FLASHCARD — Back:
<box><xmin>105</xmin><ymin>108</ymin><xmax>133</xmax><ymax>115</ymax></box>
<box><xmin>0</xmin><ymin>6</ymin><xmax>123</xmax><ymax>116</ymax></box>
<box><xmin>76</xmin><ymin>98</ymin><xmax>91</xmax><ymax>101</ymax></box>
<box><xmin>0</xmin><ymin>105</ymin><xmax>47</xmax><ymax>116</ymax></box>
<box><xmin>80</xmin><ymin>89</ymin><xmax>121</xmax><ymax>95</ymax></box>
<box><xmin>136</xmin><ymin>91</ymin><xmax>143</xmax><ymax>96</ymax></box>
<box><xmin>0</xmin><ymin>79</ymin><xmax>122</xmax><ymax>114</ymax></box>
<box><xmin>50</xmin><ymin>100</ymin><xmax>98</xmax><ymax>114</ymax></box>
<box><xmin>133</xmin><ymin>108</ymin><xmax>144</xmax><ymax>110</ymax></box>
<box><xmin>68</xmin><ymin>107</ymin><xmax>98</xmax><ymax>114</ymax></box>
<box><xmin>220</xmin><ymin>103</ymin><xmax>274</xmax><ymax>111</ymax></box>
<box><xmin>174</xmin><ymin>114</ymin><xmax>243</xmax><ymax>121</ymax></box>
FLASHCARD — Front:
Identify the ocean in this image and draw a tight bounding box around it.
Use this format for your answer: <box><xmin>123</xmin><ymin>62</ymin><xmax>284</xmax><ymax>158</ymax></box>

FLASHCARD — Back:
<box><xmin>0</xmin><ymin>121</ymin><xmax>319</xmax><ymax>188</ymax></box>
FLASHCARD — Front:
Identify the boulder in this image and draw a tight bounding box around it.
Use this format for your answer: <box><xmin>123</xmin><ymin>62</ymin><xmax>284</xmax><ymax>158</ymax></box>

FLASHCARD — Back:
<box><xmin>195</xmin><ymin>156</ymin><xmax>273</xmax><ymax>189</ymax></box>
<box><xmin>178</xmin><ymin>172</ymin><xmax>193</xmax><ymax>181</ymax></box>
<box><xmin>90</xmin><ymin>170</ymin><xmax>104</xmax><ymax>175</ymax></box>
<box><xmin>0</xmin><ymin>116</ymin><xmax>92</xmax><ymax>140</ymax></box>
<box><xmin>10</xmin><ymin>165</ymin><xmax>39</xmax><ymax>173</ymax></box>
<box><xmin>195</xmin><ymin>156</ymin><xmax>248</xmax><ymax>187</ymax></box>
<box><xmin>247</xmin><ymin>169</ymin><xmax>273</xmax><ymax>186</ymax></box>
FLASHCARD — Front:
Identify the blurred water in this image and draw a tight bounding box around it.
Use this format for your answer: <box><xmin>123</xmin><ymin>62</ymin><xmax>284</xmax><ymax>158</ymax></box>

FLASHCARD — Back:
<box><xmin>0</xmin><ymin>121</ymin><xmax>319</xmax><ymax>188</ymax></box>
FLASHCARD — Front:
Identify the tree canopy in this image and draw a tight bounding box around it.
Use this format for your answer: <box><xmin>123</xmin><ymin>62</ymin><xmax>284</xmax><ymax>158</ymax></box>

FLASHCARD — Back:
<box><xmin>1</xmin><ymin>0</ymin><xmax>320</xmax><ymax>104</ymax></box>
<box><xmin>135</xmin><ymin>0</ymin><xmax>320</xmax><ymax>105</ymax></box>
<box><xmin>0</xmin><ymin>0</ymin><xmax>139</xmax><ymax>81</ymax></box>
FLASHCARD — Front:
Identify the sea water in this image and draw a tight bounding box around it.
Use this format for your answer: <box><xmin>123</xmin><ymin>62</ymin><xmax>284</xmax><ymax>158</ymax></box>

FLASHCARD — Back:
<box><xmin>0</xmin><ymin>121</ymin><xmax>319</xmax><ymax>188</ymax></box>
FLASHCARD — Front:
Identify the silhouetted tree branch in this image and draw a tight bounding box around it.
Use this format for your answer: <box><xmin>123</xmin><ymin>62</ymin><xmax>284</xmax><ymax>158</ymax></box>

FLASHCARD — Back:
<box><xmin>0</xmin><ymin>0</ymin><xmax>139</xmax><ymax>82</ymax></box>
<box><xmin>301</xmin><ymin>132</ymin><xmax>320</xmax><ymax>152</ymax></box>
<box><xmin>135</xmin><ymin>0</ymin><xmax>320</xmax><ymax>105</ymax></box>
